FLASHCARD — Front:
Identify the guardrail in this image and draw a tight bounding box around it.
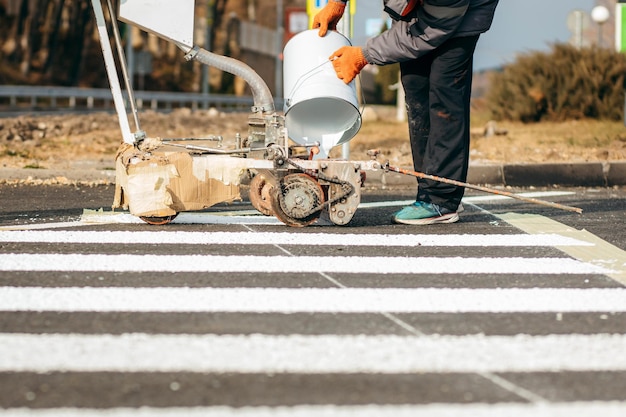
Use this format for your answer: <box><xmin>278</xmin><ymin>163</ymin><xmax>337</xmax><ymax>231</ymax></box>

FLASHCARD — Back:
<box><xmin>0</xmin><ymin>85</ymin><xmax>284</xmax><ymax>113</ymax></box>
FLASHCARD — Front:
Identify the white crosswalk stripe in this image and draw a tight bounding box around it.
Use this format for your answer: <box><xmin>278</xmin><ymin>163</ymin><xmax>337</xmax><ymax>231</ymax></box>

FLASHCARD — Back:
<box><xmin>2</xmin><ymin>333</ymin><xmax>626</xmax><ymax>373</ymax></box>
<box><xmin>0</xmin><ymin>253</ymin><xmax>611</xmax><ymax>274</ymax></box>
<box><xmin>0</xmin><ymin>223</ymin><xmax>625</xmax><ymax>415</ymax></box>
<box><xmin>0</xmin><ymin>230</ymin><xmax>592</xmax><ymax>247</ymax></box>
<box><xmin>1</xmin><ymin>403</ymin><xmax>626</xmax><ymax>417</ymax></box>
<box><xmin>2</xmin><ymin>287</ymin><xmax>626</xmax><ymax>312</ymax></box>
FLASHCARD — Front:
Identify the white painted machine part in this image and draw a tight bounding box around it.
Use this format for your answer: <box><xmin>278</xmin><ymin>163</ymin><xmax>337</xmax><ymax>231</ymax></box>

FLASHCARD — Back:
<box><xmin>118</xmin><ymin>0</ymin><xmax>195</xmax><ymax>49</ymax></box>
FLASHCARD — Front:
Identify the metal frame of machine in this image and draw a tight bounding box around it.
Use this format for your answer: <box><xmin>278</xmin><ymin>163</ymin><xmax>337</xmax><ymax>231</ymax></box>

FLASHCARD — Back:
<box><xmin>91</xmin><ymin>0</ymin><xmax>382</xmax><ymax>227</ymax></box>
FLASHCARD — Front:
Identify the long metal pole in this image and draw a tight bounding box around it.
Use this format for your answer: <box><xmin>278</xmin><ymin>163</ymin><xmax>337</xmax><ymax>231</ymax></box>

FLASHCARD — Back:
<box><xmin>125</xmin><ymin>24</ymin><xmax>134</xmax><ymax>89</ymax></box>
<box><xmin>90</xmin><ymin>0</ymin><xmax>134</xmax><ymax>144</ymax></box>
<box><xmin>106</xmin><ymin>0</ymin><xmax>142</xmax><ymax>136</ymax></box>
<box><xmin>386</xmin><ymin>164</ymin><xmax>583</xmax><ymax>214</ymax></box>
<box><xmin>598</xmin><ymin>22</ymin><xmax>604</xmax><ymax>47</ymax></box>
<box><xmin>275</xmin><ymin>0</ymin><xmax>284</xmax><ymax>97</ymax></box>
<box><xmin>202</xmin><ymin>0</ymin><xmax>215</xmax><ymax>109</ymax></box>
<box><xmin>574</xmin><ymin>10</ymin><xmax>583</xmax><ymax>50</ymax></box>
<box><xmin>338</xmin><ymin>4</ymin><xmax>353</xmax><ymax>160</ymax></box>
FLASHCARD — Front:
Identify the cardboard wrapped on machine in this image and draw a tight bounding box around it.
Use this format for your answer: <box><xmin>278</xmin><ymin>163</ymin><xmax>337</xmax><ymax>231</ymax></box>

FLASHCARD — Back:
<box><xmin>112</xmin><ymin>143</ymin><xmax>246</xmax><ymax>218</ymax></box>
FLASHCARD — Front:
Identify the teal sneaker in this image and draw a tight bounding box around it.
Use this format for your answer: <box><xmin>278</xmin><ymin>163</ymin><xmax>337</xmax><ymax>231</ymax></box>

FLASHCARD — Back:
<box><xmin>392</xmin><ymin>201</ymin><xmax>460</xmax><ymax>225</ymax></box>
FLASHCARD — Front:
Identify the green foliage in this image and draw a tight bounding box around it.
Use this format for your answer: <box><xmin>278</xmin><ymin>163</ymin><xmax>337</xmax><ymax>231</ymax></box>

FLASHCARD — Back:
<box><xmin>486</xmin><ymin>44</ymin><xmax>626</xmax><ymax>122</ymax></box>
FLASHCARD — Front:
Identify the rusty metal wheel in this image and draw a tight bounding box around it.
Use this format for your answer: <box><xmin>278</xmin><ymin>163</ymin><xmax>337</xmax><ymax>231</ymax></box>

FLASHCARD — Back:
<box><xmin>249</xmin><ymin>174</ymin><xmax>274</xmax><ymax>216</ymax></box>
<box><xmin>270</xmin><ymin>173</ymin><xmax>324</xmax><ymax>227</ymax></box>
<box><xmin>139</xmin><ymin>214</ymin><xmax>178</xmax><ymax>225</ymax></box>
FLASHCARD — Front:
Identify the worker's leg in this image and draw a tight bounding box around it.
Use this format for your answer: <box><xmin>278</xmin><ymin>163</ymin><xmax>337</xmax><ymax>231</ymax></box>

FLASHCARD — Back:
<box><xmin>402</xmin><ymin>35</ymin><xmax>479</xmax><ymax>211</ymax></box>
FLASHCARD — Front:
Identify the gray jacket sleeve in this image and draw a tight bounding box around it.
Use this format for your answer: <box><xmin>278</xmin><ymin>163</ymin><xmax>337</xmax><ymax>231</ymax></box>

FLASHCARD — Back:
<box><xmin>362</xmin><ymin>0</ymin><xmax>470</xmax><ymax>66</ymax></box>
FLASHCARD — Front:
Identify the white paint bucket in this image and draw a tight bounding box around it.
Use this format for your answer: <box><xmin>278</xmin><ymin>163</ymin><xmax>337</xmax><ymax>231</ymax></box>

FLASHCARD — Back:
<box><xmin>283</xmin><ymin>29</ymin><xmax>362</xmax><ymax>158</ymax></box>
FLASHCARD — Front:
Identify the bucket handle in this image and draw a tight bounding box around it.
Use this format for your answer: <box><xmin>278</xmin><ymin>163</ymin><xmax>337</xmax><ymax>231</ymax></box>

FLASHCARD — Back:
<box><xmin>286</xmin><ymin>60</ymin><xmax>367</xmax><ymax>119</ymax></box>
<box><xmin>286</xmin><ymin>60</ymin><xmax>335</xmax><ymax>108</ymax></box>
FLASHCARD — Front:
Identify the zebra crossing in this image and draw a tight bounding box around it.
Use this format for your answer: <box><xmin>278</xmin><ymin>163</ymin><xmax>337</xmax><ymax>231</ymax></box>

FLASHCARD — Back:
<box><xmin>1</xmin><ymin>214</ymin><xmax>626</xmax><ymax>416</ymax></box>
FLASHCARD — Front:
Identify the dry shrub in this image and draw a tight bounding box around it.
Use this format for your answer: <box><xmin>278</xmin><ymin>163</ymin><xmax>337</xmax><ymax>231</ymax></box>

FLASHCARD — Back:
<box><xmin>486</xmin><ymin>43</ymin><xmax>626</xmax><ymax>122</ymax></box>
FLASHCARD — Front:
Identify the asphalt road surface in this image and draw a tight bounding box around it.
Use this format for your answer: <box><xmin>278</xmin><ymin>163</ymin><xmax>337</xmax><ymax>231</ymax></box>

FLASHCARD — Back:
<box><xmin>0</xmin><ymin>184</ymin><xmax>625</xmax><ymax>416</ymax></box>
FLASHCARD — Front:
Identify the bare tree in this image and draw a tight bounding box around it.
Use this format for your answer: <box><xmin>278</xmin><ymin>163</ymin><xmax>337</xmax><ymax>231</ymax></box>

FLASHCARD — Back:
<box><xmin>0</xmin><ymin>0</ymin><xmax>278</xmax><ymax>89</ymax></box>
<box><xmin>41</xmin><ymin>0</ymin><xmax>66</xmax><ymax>75</ymax></box>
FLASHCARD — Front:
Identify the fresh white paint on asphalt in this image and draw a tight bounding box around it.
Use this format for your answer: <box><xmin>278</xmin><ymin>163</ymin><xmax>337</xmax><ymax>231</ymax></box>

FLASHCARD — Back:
<box><xmin>77</xmin><ymin>191</ymin><xmax>574</xmax><ymax>224</ymax></box>
<box><xmin>2</xmin><ymin>287</ymin><xmax>625</xmax><ymax>313</ymax></box>
<box><xmin>88</xmin><ymin>211</ymin><xmax>284</xmax><ymax>225</ymax></box>
<box><xmin>0</xmin><ymin>221</ymin><xmax>83</xmax><ymax>231</ymax></box>
<box><xmin>1</xmin><ymin>333</ymin><xmax>626</xmax><ymax>373</ymax></box>
<box><xmin>0</xmin><ymin>211</ymin><xmax>283</xmax><ymax>230</ymax></box>
<box><xmin>1</xmin><ymin>403</ymin><xmax>625</xmax><ymax>417</ymax></box>
<box><xmin>497</xmin><ymin>213</ymin><xmax>626</xmax><ymax>286</ymax></box>
<box><xmin>462</xmin><ymin>190</ymin><xmax>576</xmax><ymax>202</ymax></box>
<box><xmin>0</xmin><ymin>253</ymin><xmax>610</xmax><ymax>274</ymax></box>
<box><xmin>0</xmin><ymin>188</ymin><xmax>580</xmax><ymax>230</ymax></box>
<box><xmin>0</xmin><ymin>191</ymin><xmax>575</xmax><ymax>230</ymax></box>
<box><xmin>0</xmin><ymin>230</ymin><xmax>593</xmax><ymax>247</ymax></box>
<box><xmin>358</xmin><ymin>191</ymin><xmax>576</xmax><ymax>208</ymax></box>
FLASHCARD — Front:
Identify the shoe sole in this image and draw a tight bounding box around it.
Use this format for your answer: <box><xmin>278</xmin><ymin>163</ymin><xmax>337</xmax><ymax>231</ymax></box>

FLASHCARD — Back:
<box><xmin>393</xmin><ymin>212</ymin><xmax>460</xmax><ymax>225</ymax></box>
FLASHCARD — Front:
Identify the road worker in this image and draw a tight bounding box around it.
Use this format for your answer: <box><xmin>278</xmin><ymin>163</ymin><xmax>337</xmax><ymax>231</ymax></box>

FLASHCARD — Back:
<box><xmin>314</xmin><ymin>0</ymin><xmax>499</xmax><ymax>224</ymax></box>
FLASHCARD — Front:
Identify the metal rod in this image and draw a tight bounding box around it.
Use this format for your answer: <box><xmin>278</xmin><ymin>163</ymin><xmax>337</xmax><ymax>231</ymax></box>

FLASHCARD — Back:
<box><xmin>275</xmin><ymin>0</ymin><xmax>283</xmax><ymax>97</ymax></box>
<box><xmin>165</xmin><ymin>143</ymin><xmax>250</xmax><ymax>154</ymax></box>
<box><xmin>386</xmin><ymin>164</ymin><xmax>583</xmax><ymax>214</ymax></box>
<box><xmin>162</xmin><ymin>136</ymin><xmax>223</xmax><ymax>142</ymax></box>
<box><xmin>90</xmin><ymin>0</ymin><xmax>134</xmax><ymax>144</ymax></box>
<box><xmin>106</xmin><ymin>0</ymin><xmax>142</xmax><ymax>135</ymax></box>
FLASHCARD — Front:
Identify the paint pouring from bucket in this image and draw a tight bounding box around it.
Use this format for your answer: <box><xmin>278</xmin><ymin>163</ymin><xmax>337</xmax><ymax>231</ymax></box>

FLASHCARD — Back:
<box><xmin>283</xmin><ymin>30</ymin><xmax>362</xmax><ymax>159</ymax></box>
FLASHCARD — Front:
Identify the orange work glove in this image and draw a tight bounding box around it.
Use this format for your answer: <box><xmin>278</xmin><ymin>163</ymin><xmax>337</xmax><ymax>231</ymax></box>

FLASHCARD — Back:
<box><xmin>312</xmin><ymin>1</ymin><xmax>346</xmax><ymax>37</ymax></box>
<box><xmin>329</xmin><ymin>46</ymin><xmax>368</xmax><ymax>84</ymax></box>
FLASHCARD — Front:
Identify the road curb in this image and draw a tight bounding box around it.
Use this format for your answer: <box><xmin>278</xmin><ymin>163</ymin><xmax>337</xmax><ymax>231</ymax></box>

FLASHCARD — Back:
<box><xmin>500</xmin><ymin>161</ymin><xmax>626</xmax><ymax>187</ymax></box>
<box><xmin>467</xmin><ymin>165</ymin><xmax>504</xmax><ymax>185</ymax></box>
<box><xmin>365</xmin><ymin>161</ymin><xmax>626</xmax><ymax>188</ymax></box>
<box><xmin>608</xmin><ymin>161</ymin><xmax>626</xmax><ymax>187</ymax></box>
<box><xmin>503</xmin><ymin>162</ymin><xmax>606</xmax><ymax>187</ymax></box>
